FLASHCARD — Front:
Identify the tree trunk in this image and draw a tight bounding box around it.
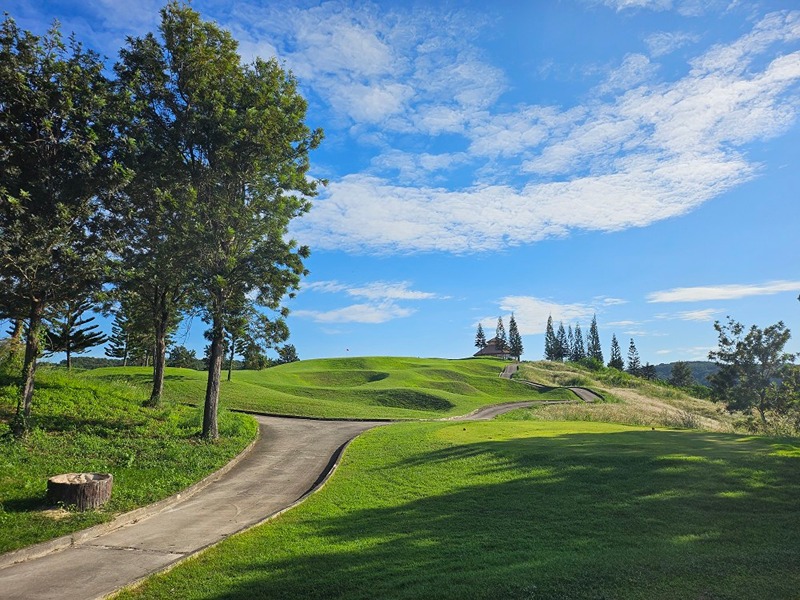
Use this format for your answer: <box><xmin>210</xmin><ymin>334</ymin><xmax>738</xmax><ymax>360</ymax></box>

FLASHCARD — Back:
<box><xmin>10</xmin><ymin>319</ymin><xmax>23</xmax><ymax>342</ymax></box>
<box><xmin>148</xmin><ymin>296</ymin><xmax>169</xmax><ymax>407</ymax></box>
<box><xmin>202</xmin><ymin>310</ymin><xmax>224</xmax><ymax>440</ymax></box>
<box><xmin>13</xmin><ymin>300</ymin><xmax>44</xmax><ymax>438</ymax></box>
<box><xmin>66</xmin><ymin>348</ymin><xmax>72</xmax><ymax>370</ymax></box>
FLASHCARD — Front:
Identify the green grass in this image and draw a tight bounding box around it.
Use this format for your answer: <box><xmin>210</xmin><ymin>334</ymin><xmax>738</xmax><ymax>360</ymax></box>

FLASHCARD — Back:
<box><xmin>0</xmin><ymin>367</ymin><xmax>257</xmax><ymax>554</ymax></box>
<box><xmin>87</xmin><ymin>357</ymin><xmax>575</xmax><ymax>419</ymax></box>
<box><xmin>116</xmin><ymin>420</ymin><xmax>800</xmax><ymax>600</ymax></box>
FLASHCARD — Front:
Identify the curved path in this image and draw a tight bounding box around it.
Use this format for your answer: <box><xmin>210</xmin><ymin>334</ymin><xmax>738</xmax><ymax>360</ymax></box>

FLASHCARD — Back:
<box><xmin>500</xmin><ymin>362</ymin><xmax>604</xmax><ymax>402</ymax></box>
<box><xmin>0</xmin><ymin>403</ymin><xmax>539</xmax><ymax>600</ymax></box>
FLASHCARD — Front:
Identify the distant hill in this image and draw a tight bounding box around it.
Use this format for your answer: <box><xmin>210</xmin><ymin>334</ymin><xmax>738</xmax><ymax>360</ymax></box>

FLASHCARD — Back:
<box><xmin>653</xmin><ymin>361</ymin><xmax>718</xmax><ymax>385</ymax></box>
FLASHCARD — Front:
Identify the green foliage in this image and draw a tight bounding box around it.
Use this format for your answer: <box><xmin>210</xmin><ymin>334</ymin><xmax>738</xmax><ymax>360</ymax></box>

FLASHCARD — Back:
<box><xmin>507</xmin><ymin>315</ymin><xmax>523</xmax><ymax>361</ymax></box>
<box><xmin>167</xmin><ymin>346</ymin><xmax>203</xmax><ymax>370</ymax></box>
<box><xmin>474</xmin><ymin>323</ymin><xmax>486</xmax><ymax>350</ymax></box>
<box><xmin>627</xmin><ymin>338</ymin><xmax>641</xmax><ymax>376</ymax></box>
<box><xmin>555</xmin><ymin>322</ymin><xmax>568</xmax><ymax>362</ymax></box>
<box><xmin>608</xmin><ymin>334</ymin><xmax>624</xmax><ymax>370</ymax></box>
<box><xmin>709</xmin><ymin>317</ymin><xmax>798</xmax><ymax>423</ymax></box>
<box><xmin>570</xmin><ymin>322</ymin><xmax>585</xmax><ymax>361</ymax></box>
<box><xmin>494</xmin><ymin>317</ymin><xmax>506</xmax><ymax>353</ymax></box>
<box><xmin>0</xmin><ymin>367</ymin><xmax>256</xmax><ymax>553</ymax></box>
<box><xmin>116</xmin><ymin>421</ymin><xmax>800</xmax><ymax>600</ymax></box>
<box><xmin>669</xmin><ymin>361</ymin><xmax>694</xmax><ymax>387</ymax></box>
<box><xmin>586</xmin><ymin>314</ymin><xmax>603</xmax><ymax>363</ymax></box>
<box><xmin>543</xmin><ymin>315</ymin><xmax>556</xmax><ymax>360</ymax></box>
<box><xmin>44</xmin><ymin>299</ymin><xmax>107</xmax><ymax>368</ymax></box>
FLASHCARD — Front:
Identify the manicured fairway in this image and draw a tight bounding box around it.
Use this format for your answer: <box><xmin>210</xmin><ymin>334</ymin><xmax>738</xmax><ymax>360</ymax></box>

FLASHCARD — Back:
<box><xmin>89</xmin><ymin>357</ymin><xmax>575</xmax><ymax>419</ymax></box>
<box><xmin>118</xmin><ymin>421</ymin><xmax>800</xmax><ymax>600</ymax></box>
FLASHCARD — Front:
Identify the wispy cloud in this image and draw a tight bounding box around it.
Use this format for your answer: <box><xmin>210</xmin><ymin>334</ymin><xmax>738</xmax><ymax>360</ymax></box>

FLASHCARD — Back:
<box><xmin>489</xmin><ymin>296</ymin><xmax>597</xmax><ymax>335</ymax></box>
<box><xmin>296</xmin><ymin>280</ymin><xmax>441</xmax><ymax>324</ymax></box>
<box><xmin>645</xmin><ymin>31</ymin><xmax>700</xmax><ymax>57</ymax></box>
<box><xmin>293</xmin><ymin>10</ymin><xmax>800</xmax><ymax>253</ymax></box>
<box><xmin>648</xmin><ymin>280</ymin><xmax>800</xmax><ymax>302</ymax></box>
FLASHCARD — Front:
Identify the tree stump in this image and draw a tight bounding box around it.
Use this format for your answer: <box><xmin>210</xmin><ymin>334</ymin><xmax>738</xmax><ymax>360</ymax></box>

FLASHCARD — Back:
<box><xmin>46</xmin><ymin>473</ymin><xmax>113</xmax><ymax>511</ymax></box>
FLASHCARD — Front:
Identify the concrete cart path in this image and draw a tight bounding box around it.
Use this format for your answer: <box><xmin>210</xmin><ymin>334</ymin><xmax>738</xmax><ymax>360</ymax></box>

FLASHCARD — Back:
<box><xmin>500</xmin><ymin>361</ymin><xmax>604</xmax><ymax>402</ymax></box>
<box><xmin>0</xmin><ymin>402</ymin><xmax>541</xmax><ymax>600</ymax></box>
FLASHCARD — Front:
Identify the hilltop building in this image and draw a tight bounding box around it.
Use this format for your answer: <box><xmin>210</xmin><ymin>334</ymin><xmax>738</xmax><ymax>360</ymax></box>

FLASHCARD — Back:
<box><xmin>473</xmin><ymin>337</ymin><xmax>511</xmax><ymax>359</ymax></box>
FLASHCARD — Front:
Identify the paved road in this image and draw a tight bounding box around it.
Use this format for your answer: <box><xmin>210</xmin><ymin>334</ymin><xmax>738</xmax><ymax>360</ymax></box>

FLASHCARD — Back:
<box><xmin>500</xmin><ymin>361</ymin><xmax>603</xmax><ymax>402</ymax></box>
<box><xmin>0</xmin><ymin>402</ymin><xmax>545</xmax><ymax>600</ymax></box>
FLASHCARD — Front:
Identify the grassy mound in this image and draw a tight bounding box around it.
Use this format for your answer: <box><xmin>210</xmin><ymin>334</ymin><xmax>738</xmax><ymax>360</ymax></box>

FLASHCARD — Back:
<box><xmin>116</xmin><ymin>420</ymin><xmax>800</xmax><ymax>600</ymax></box>
<box><xmin>88</xmin><ymin>357</ymin><xmax>575</xmax><ymax>419</ymax></box>
<box><xmin>0</xmin><ymin>368</ymin><xmax>257</xmax><ymax>554</ymax></box>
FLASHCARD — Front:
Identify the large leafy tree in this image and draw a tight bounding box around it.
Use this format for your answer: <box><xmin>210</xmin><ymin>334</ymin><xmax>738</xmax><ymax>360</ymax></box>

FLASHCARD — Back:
<box><xmin>608</xmin><ymin>334</ymin><xmax>624</xmax><ymax>370</ymax></box>
<box><xmin>0</xmin><ymin>17</ymin><xmax>129</xmax><ymax>436</ymax></box>
<box><xmin>708</xmin><ymin>317</ymin><xmax>797</xmax><ymax>423</ymax></box>
<box><xmin>125</xmin><ymin>4</ymin><xmax>321</xmax><ymax>439</ymax></box>
<box><xmin>44</xmin><ymin>298</ymin><xmax>107</xmax><ymax>369</ymax></box>
<box><xmin>508</xmin><ymin>314</ymin><xmax>523</xmax><ymax>361</ymax></box>
<box><xmin>587</xmin><ymin>315</ymin><xmax>603</xmax><ymax>363</ymax></box>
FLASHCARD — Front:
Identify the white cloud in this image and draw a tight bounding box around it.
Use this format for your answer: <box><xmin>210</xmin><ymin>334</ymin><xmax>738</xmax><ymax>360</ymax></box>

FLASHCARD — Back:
<box><xmin>597</xmin><ymin>297</ymin><xmax>629</xmax><ymax>306</ymax></box>
<box><xmin>645</xmin><ymin>31</ymin><xmax>700</xmax><ymax>57</ymax></box>
<box><xmin>305</xmin><ymin>280</ymin><xmax>440</xmax><ymax>301</ymax></box>
<box><xmin>294</xmin><ymin>11</ymin><xmax>800</xmax><ymax>253</ymax></box>
<box><xmin>677</xmin><ymin>309</ymin><xmax>722</xmax><ymax>321</ymax></box>
<box><xmin>648</xmin><ymin>280</ymin><xmax>800</xmax><ymax>302</ymax></box>
<box><xmin>294</xmin><ymin>303</ymin><xmax>413</xmax><ymax>324</ymax></box>
<box><xmin>606</xmin><ymin>320</ymin><xmax>642</xmax><ymax>327</ymax></box>
<box><xmin>491</xmin><ymin>296</ymin><xmax>597</xmax><ymax>335</ymax></box>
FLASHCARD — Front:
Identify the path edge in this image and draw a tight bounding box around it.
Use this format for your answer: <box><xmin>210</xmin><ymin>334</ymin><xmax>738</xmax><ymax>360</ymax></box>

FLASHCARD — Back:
<box><xmin>0</xmin><ymin>419</ymin><xmax>262</xmax><ymax>571</ymax></box>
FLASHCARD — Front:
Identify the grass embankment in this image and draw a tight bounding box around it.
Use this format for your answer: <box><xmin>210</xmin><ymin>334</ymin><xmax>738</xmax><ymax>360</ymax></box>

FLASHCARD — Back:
<box><xmin>0</xmin><ymin>368</ymin><xmax>257</xmax><ymax>554</ymax></box>
<box><xmin>117</xmin><ymin>420</ymin><xmax>800</xmax><ymax>600</ymax></box>
<box><xmin>515</xmin><ymin>361</ymin><xmax>734</xmax><ymax>431</ymax></box>
<box><xmin>89</xmin><ymin>357</ymin><xmax>575</xmax><ymax>420</ymax></box>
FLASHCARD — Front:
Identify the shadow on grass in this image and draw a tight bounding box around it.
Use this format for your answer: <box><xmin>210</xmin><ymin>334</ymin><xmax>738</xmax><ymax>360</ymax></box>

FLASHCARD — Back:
<box><xmin>176</xmin><ymin>430</ymin><xmax>800</xmax><ymax>600</ymax></box>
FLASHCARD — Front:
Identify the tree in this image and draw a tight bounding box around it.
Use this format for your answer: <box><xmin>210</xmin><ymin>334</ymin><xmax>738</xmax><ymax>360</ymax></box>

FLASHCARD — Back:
<box><xmin>475</xmin><ymin>323</ymin><xmax>487</xmax><ymax>350</ymax></box>
<box><xmin>167</xmin><ymin>345</ymin><xmax>199</xmax><ymax>369</ymax></box>
<box><xmin>708</xmin><ymin>317</ymin><xmax>797</xmax><ymax>423</ymax></box>
<box><xmin>276</xmin><ymin>344</ymin><xmax>299</xmax><ymax>365</ymax></box>
<box><xmin>669</xmin><ymin>361</ymin><xmax>694</xmax><ymax>387</ymax></box>
<box><xmin>608</xmin><ymin>334</ymin><xmax>624</xmax><ymax>370</ymax></box>
<box><xmin>640</xmin><ymin>363</ymin><xmax>657</xmax><ymax>380</ymax></box>
<box><xmin>555</xmin><ymin>322</ymin><xmax>568</xmax><ymax>362</ymax></box>
<box><xmin>587</xmin><ymin>315</ymin><xmax>603</xmax><ymax>363</ymax></box>
<box><xmin>495</xmin><ymin>317</ymin><xmax>507</xmax><ymax>355</ymax></box>
<box><xmin>571</xmin><ymin>324</ymin><xmax>586</xmax><ymax>361</ymax></box>
<box><xmin>508</xmin><ymin>314</ymin><xmax>523</xmax><ymax>361</ymax></box>
<box><xmin>105</xmin><ymin>313</ymin><xmax>130</xmax><ymax>366</ymax></box>
<box><xmin>566</xmin><ymin>325</ymin><xmax>574</xmax><ymax>360</ymax></box>
<box><xmin>627</xmin><ymin>338</ymin><xmax>641</xmax><ymax>376</ymax></box>
<box><xmin>0</xmin><ymin>17</ymin><xmax>130</xmax><ymax>436</ymax></box>
<box><xmin>124</xmin><ymin>4</ymin><xmax>322</xmax><ymax>439</ymax></box>
<box><xmin>44</xmin><ymin>299</ymin><xmax>107</xmax><ymax>369</ymax></box>
<box><xmin>544</xmin><ymin>315</ymin><xmax>557</xmax><ymax>360</ymax></box>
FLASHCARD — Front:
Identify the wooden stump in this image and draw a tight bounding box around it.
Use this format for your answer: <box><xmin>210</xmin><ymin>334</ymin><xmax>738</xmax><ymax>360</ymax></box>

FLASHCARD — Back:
<box><xmin>46</xmin><ymin>473</ymin><xmax>113</xmax><ymax>511</ymax></box>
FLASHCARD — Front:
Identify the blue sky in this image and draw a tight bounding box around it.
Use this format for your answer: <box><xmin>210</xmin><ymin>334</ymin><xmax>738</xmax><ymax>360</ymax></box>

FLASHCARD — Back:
<box><xmin>7</xmin><ymin>0</ymin><xmax>800</xmax><ymax>365</ymax></box>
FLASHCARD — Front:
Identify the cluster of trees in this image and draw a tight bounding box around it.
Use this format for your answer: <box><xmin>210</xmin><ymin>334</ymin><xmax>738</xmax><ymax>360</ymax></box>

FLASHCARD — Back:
<box><xmin>474</xmin><ymin>315</ymin><xmax>524</xmax><ymax>360</ymax></box>
<box><xmin>0</xmin><ymin>3</ymin><xmax>322</xmax><ymax>439</ymax></box>
<box><xmin>544</xmin><ymin>316</ymin><xmax>657</xmax><ymax>378</ymax></box>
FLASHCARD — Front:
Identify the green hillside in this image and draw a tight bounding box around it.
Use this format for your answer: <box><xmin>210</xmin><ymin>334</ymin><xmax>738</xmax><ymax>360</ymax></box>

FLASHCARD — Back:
<box><xmin>87</xmin><ymin>357</ymin><xmax>574</xmax><ymax>420</ymax></box>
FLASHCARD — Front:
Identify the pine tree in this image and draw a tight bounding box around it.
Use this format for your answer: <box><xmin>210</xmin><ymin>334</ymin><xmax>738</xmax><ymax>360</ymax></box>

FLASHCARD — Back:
<box><xmin>555</xmin><ymin>322</ymin><xmax>568</xmax><ymax>362</ymax></box>
<box><xmin>608</xmin><ymin>334</ymin><xmax>624</xmax><ymax>370</ymax></box>
<box><xmin>587</xmin><ymin>315</ymin><xmax>603</xmax><ymax>363</ymax></box>
<box><xmin>641</xmin><ymin>363</ymin><xmax>657</xmax><ymax>380</ymax></box>
<box><xmin>544</xmin><ymin>315</ymin><xmax>556</xmax><ymax>360</ymax></box>
<box><xmin>567</xmin><ymin>325</ymin><xmax>574</xmax><ymax>361</ymax></box>
<box><xmin>572</xmin><ymin>324</ymin><xmax>586</xmax><ymax>361</ymax></box>
<box><xmin>475</xmin><ymin>323</ymin><xmax>487</xmax><ymax>349</ymax></box>
<box><xmin>627</xmin><ymin>338</ymin><xmax>642</xmax><ymax>376</ymax></box>
<box><xmin>105</xmin><ymin>313</ymin><xmax>130</xmax><ymax>366</ymax></box>
<box><xmin>44</xmin><ymin>299</ymin><xmax>107</xmax><ymax>369</ymax></box>
<box><xmin>496</xmin><ymin>317</ymin><xmax>507</xmax><ymax>355</ymax></box>
<box><xmin>508</xmin><ymin>314</ymin><xmax>523</xmax><ymax>361</ymax></box>
<box><xmin>669</xmin><ymin>361</ymin><xmax>693</xmax><ymax>387</ymax></box>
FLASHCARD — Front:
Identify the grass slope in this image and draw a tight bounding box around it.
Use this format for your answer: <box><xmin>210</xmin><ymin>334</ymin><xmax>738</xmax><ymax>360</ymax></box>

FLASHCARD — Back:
<box><xmin>88</xmin><ymin>357</ymin><xmax>575</xmax><ymax>419</ymax></box>
<box><xmin>117</xmin><ymin>420</ymin><xmax>800</xmax><ymax>600</ymax></box>
<box><xmin>0</xmin><ymin>368</ymin><xmax>257</xmax><ymax>554</ymax></box>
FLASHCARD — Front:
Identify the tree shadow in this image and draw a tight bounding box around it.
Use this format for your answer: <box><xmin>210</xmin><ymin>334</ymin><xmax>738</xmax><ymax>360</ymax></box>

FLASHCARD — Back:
<box><xmin>171</xmin><ymin>429</ymin><xmax>800</xmax><ymax>600</ymax></box>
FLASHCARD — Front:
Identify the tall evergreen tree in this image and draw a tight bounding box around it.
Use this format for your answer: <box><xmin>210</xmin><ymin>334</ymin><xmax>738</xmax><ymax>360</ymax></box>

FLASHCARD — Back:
<box><xmin>567</xmin><ymin>325</ymin><xmax>574</xmax><ymax>360</ymax></box>
<box><xmin>571</xmin><ymin>323</ymin><xmax>586</xmax><ymax>361</ymax></box>
<box><xmin>627</xmin><ymin>338</ymin><xmax>642</xmax><ymax>376</ymax></box>
<box><xmin>555</xmin><ymin>322</ymin><xmax>568</xmax><ymax>362</ymax></box>
<box><xmin>608</xmin><ymin>334</ymin><xmax>624</xmax><ymax>370</ymax></box>
<box><xmin>475</xmin><ymin>323</ymin><xmax>487</xmax><ymax>349</ymax></box>
<box><xmin>669</xmin><ymin>361</ymin><xmax>693</xmax><ymax>387</ymax></box>
<box><xmin>0</xmin><ymin>17</ymin><xmax>130</xmax><ymax>436</ymax></box>
<box><xmin>587</xmin><ymin>314</ymin><xmax>603</xmax><ymax>363</ymax></box>
<box><xmin>105</xmin><ymin>313</ymin><xmax>130</xmax><ymax>366</ymax></box>
<box><xmin>495</xmin><ymin>317</ymin><xmax>507</xmax><ymax>354</ymax></box>
<box><xmin>44</xmin><ymin>299</ymin><xmax>107</xmax><ymax>369</ymax></box>
<box><xmin>508</xmin><ymin>314</ymin><xmax>523</xmax><ymax>361</ymax></box>
<box><xmin>544</xmin><ymin>315</ymin><xmax>557</xmax><ymax>360</ymax></box>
